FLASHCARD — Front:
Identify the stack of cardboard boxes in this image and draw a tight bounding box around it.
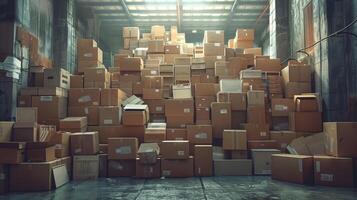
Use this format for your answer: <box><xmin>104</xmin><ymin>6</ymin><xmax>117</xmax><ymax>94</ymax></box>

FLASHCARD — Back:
<box><xmin>123</xmin><ymin>27</ymin><xmax>140</xmax><ymax>50</ymax></box>
<box><xmin>77</xmin><ymin>39</ymin><xmax>103</xmax><ymax>74</ymax></box>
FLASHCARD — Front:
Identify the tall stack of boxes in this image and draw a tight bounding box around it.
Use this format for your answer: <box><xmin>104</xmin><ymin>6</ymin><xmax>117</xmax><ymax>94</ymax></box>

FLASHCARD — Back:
<box><xmin>203</xmin><ymin>30</ymin><xmax>225</xmax><ymax>74</ymax></box>
<box><xmin>123</xmin><ymin>27</ymin><xmax>140</xmax><ymax>50</ymax></box>
<box><xmin>77</xmin><ymin>39</ymin><xmax>103</xmax><ymax>74</ymax></box>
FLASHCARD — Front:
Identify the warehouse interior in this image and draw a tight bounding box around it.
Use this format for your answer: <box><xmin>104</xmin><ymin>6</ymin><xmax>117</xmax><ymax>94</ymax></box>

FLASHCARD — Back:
<box><xmin>0</xmin><ymin>0</ymin><xmax>357</xmax><ymax>199</ymax></box>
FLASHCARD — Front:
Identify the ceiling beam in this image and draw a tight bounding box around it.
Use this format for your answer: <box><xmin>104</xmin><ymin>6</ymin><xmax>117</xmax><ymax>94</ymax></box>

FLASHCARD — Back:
<box><xmin>117</xmin><ymin>0</ymin><xmax>133</xmax><ymax>25</ymax></box>
<box><xmin>224</xmin><ymin>0</ymin><xmax>240</xmax><ymax>31</ymax></box>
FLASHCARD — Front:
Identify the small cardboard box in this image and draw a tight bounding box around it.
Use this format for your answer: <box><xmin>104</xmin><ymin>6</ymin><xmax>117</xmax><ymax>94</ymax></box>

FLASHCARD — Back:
<box><xmin>247</xmin><ymin>106</ymin><xmax>266</xmax><ymax>124</ymax></box>
<box><xmin>194</xmin><ymin>145</ymin><xmax>213</xmax><ymax>177</ymax></box>
<box><xmin>214</xmin><ymin>159</ymin><xmax>252</xmax><ymax>176</ymax></box>
<box><xmin>143</xmin><ymin>76</ymin><xmax>163</xmax><ymax>89</ymax></box>
<box><xmin>122</xmin><ymin>104</ymin><xmax>149</xmax><ymax>126</ymax></box>
<box><xmin>31</xmin><ymin>96</ymin><xmax>67</xmax><ymax>122</ymax></box>
<box><xmin>83</xmin><ymin>68</ymin><xmax>109</xmax><ymax>82</ymax></box>
<box><xmin>217</xmin><ymin>92</ymin><xmax>246</xmax><ymax>111</ymax></box>
<box><xmin>251</xmin><ymin>149</ymin><xmax>280</xmax><ymax>175</ymax></box>
<box><xmin>73</xmin><ymin>155</ymin><xmax>99</xmax><ymax>181</ymax></box>
<box><xmin>145</xmin><ymin>99</ymin><xmax>165</xmax><ymax>114</ymax></box>
<box><xmin>136</xmin><ymin>158</ymin><xmax>161</xmax><ymax>178</ymax></box>
<box><xmin>161</xmin><ymin>157</ymin><xmax>194</xmax><ymax>177</ymax></box>
<box><xmin>324</xmin><ymin>122</ymin><xmax>357</xmax><ymax>157</ymax></box>
<box><xmin>143</xmin><ymin>88</ymin><xmax>163</xmax><ymax>100</ymax></box>
<box><xmin>187</xmin><ymin>125</ymin><xmax>212</xmax><ymax>144</ymax></box>
<box><xmin>0</xmin><ymin>142</ymin><xmax>25</xmax><ymax>164</ymax></box>
<box><xmin>166</xmin><ymin>128</ymin><xmax>187</xmax><ymax>140</ymax></box>
<box><xmin>271</xmin><ymin>98</ymin><xmax>295</xmax><ymax>117</ymax></box>
<box><xmin>107</xmin><ymin>160</ymin><xmax>136</xmax><ymax>177</ymax></box>
<box><xmin>222</xmin><ymin>130</ymin><xmax>247</xmax><ymax>150</ymax></box>
<box><xmin>70</xmin><ymin>132</ymin><xmax>99</xmax><ymax>155</ymax></box>
<box><xmin>138</xmin><ymin>143</ymin><xmax>160</xmax><ymax>164</ymax></box>
<box><xmin>26</xmin><ymin>142</ymin><xmax>56</xmax><ymax>162</ymax></box>
<box><xmin>294</xmin><ymin>95</ymin><xmax>320</xmax><ymax>112</ymax></box>
<box><xmin>281</xmin><ymin>64</ymin><xmax>311</xmax><ymax>83</ymax></box>
<box><xmin>99</xmin><ymin>106</ymin><xmax>122</xmax><ymax>126</ymax></box>
<box><xmin>144</xmin><ymin>124</ymin><xmax>166</xmax><ymax>143</ymax></box>
<box><xmin>161</xmin><ymin>140</ymin><xmax>189</xmax><ymax>159</ymax></box>
<box><xmin>59</xmin><ymin>117</ymin><xmax>87</xmax><ymax>133</ymax></box>
<box><xmin>289</xmin><ymin>112</ymin><xmax>322</xmax><ymax>132</ymax></box>
<box><xmin>108</xmin><ymin>137</ymin><xmax>138</xmax><ymax>160</ymax></box>
<box><xmin>314</xmin><ymin>156</ymin><xmax>354</xmax><ymax>187</ymax></box>
<box><xmin>211</xmin><ymin>102</ymin><xmax>231</xmax><ymax>139</ymax></box>
<box><xmin>271</xmin><ymin>154</ymin><xmax>313</xmax><ymax>185</ymax></box>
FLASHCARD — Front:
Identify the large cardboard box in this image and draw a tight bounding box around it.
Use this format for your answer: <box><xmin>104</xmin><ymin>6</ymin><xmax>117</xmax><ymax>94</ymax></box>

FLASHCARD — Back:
<box><xmin>284</xmin><ymin>82</ymin><xmax>311</xmax><ymax>98</ymax></box>
<box><xmin>101</xmin><ymin>88</ymin><xmax>127</xmax><ymax>106</ymax></box>
<box><xmin>165</xmin><ymin>99</ymin><xmax>194</xmax><ymax>117</ymax></box>
<box><xmin>123</xmin><ymin>27</ymin><xmax>140</xmax><ymax>39</ymax></box>
<box><xmin>271</xmin><ymin>98</ymin><xmax>295</xmax><ymax>117</ymax></box>
<box><xmin>70</xmin><ymin>75</ymin><xmax>83</xmax><ymax>88</ymax></box>
<box><xmin>282</xmin><ymin>64</ymin><xmax>311</xmax><ymax>83</ymax></box>
<box><xmin>270</xmin><ymin>131</ymin><xmax>297</xmax><ymax>152</ymax></box>
<box><xmin>78</xmin><ymin>47</ymin><xmax>103</xmax><ymax>62</ymax></box>
<box><xmin>194</xmin><ymin>83</ymin><xmax>219</xmax><ymax>97</ymax></box>
<box><xmin>0</xmin><ymin>143</ymin><xmax>25</xmax><ymax>164</ymax></box>
<box><xmin>187</xmin><ymin>125</ymin><xmax>212</xmax><ymax>144</ymax></box>
<box><xmin>247</xmin><ymin>90</ymin><xmax>265</xmax><ymax>107</ymax></box>
<box><xmin>120</xmin><ymin>57</ymin><xmax>144</xmax><ymax>72</ymax></box>
<box><xmin>16</xmin><ymin>107</ymin><xmax>37</xmax><ymax>123</ymax></box>
<box><xmin>271</xmin><ymin>154</ymin><xmax>314</xmax><ymax>185</ymax></box>
<box><xmin>245</xmin><ymin>123</ymin><xmax>270</xmax><ymax>140</ymax></box>
<box><xmin>145</xmin><ymin>99</ymin><xmax>165</xmax><ymax>114</ymax></box>
<box><xmin>122</xmin><ymin>104</ymin><xmax>149</xmax><ymax>126</ymax></box>
<box><xmin>144</xmin><ymin>124</ymin><xmax>166</xmax><ymax>143</ymax></box>
<box><xmin>12</xmin><ymin>122</ymin><xmax>38</xmax><ymax>142</ymax></box>
<box><xmin>69</xmin><ymin>88</ymin><xmax>100</xmax><ymax>107</ymax></box>
<box><xmin>324</xmin><ymin>122</ymin><xmax>357</xmax><ymax>157</ymax></box>
<box><xmin>161</xmin><ymin>140</ymin><xmax>189</xmax><ymax>159</ymax></box>
<box><xmin>26</xmin><ymin>143</ymin><xmax>56</xmax><ymax>162</ymax></box>
<box><xmin>143</xmin><ymin>76</ymin><xmax>163</xmax><ymax>89</ymax></box>
<box><xmin>17</xmin><ymin>95</ymin><xmax>32</xmax><ymax>107</ymax></box>
<box><xmin>165</xmin><ymin>45</ymin><xmax>181</xmax><ymax>54</ymax></box>
<box><xmin>289</xmin><ymin>112</ymin><xmax>322</xmax><ymax>132</ymax></box>
<box><xmin>143</xmin><ymin>88</ymin><xmax>163</xmax><ymax>100</ymax></box>
<box><xmin>68</xmin><ymin>106</ymin><xmax>99</xmax><ymax>126</ymax></box>
<box><xmin>108</xmin><ymin>137</ymin><xmax>138</xmax><ymax>160</ymax></box>
<box><xmin>251</xmin><ymin>149</ymin><xmax>280</xmax><ymax>175</ymax></box>
<box><xmin>50</xmin><ymin>132</ymin><xmax>71</xmax><ymax>158</ymax></box>
<box><xmin>83</xmin><ymin>68</ymin><xmax>109</xmax><ymax>82</ymax></box>
<box><xmin>294</xmin><ymin>95</ymin><xmax>319</xmax><ymax>112</ymax></box>
<box><xmin>172</xmin><ymin>84</ymin><xmax>192</xmax><ymax>99</ymax></box>
<box><xmin>219</xmin><ymin>79</ymin><xmax>242</xmax><ymax>93</ymax></box>
<box><xmin>204</xmin><ymin>43</ymin><xmax>225</xmax><ymax>56</ymax></box>
<box><xmin>0</xmin><ymin>122</ymin><xmax>14</xmax><ymax>142</ymax></box>
<box><xmin>196</xmin><ymin>96</ymin><xmax>216</xmax><ymax>108</ymax></box>
<box><xmin>161</xmin><ymin>157</ymin><xmax>194</xmax><ymax>177</ymax></box>
<box><xmin>73</xmin><ymin>155</ymin><xmax>99</xmax><ymax>181</ymax></box>
<box><xmin>148</xmin><ymin>40</ymin><xmax>165</xmax><ymax>53</ymax></box>
<box><xmin>138</xmin><ymin>143</ymin><xmax>160</xmax><ymax>164</ymax></box>
<box><xmin>214</xmin><ymin>159</ymin><xmax>252</xmax><ymax>176</ymax></box>
<box><xmin>255</xmin><ymin>58</ymin><xmax>282</xmax><ymax>72</ymax></box>
<box><xmin>194</xmin><ymin>145</ymin><xmax>213</xmax><ymax>177</ymax></box>
<box><xmin>222</xmin><ymin>130</ymin><xmax>247</xmax><ymax>150</ymax></box>
<box><xmin>108</xmin><ymin>160</ymin><xmax>136</xmax><ymax>177</ymax></box>
<box><xmin>70</xmin><ymin>132</ymin><xmax>99</xmax><ymax>155</ymax></box>
<box><xmin>231</xmin><ymin>111</ymin><xmax>246</xmax><ymax>129</ymax></box>
<box><xmin>217</xmin><ymin>92</ymin><xmax>246</xmax><ymax>111</ymax></box>
<box><xmin>166</xmin><ymin>128</ymin><xmax>187</xmax><ymax>140</ymax></box>
<box><xmin>99</xmin><ymin>106</ymin><xmax>122</xmax><ymax>126</ymax></box>
<box><xmin>205</xmin><ymin>55</ymin><xmax>224</xmax><ymax>69</ymax></box>
<box><xmin>136</xmin><ymin>158</ymin><xmax>161</xmax><ymax>178</ymax></box>
<box><xmin>44</xmin><ymin>68</ymin><xmax>70</xmax><ymax>89</ymax></box>
<box><xmin>236</xmin><ymin>29</ymin><xmax>254</xmax><ymax>41</ymax></box>
<box><xmin>59</xmin><ymin>117</ymin><xmax>87</xmax><ymax>133</ymax></box>
<box><xmin>211</xmin><ymin>103</ymin><xmax>231</xmax><ymax>139</ymax></box>
<box><xmin>247</xmin><ymin>106</ymin><xmax>266</xmax><ymax>124</ymax></box>
<box><xmin>32</xmin><ymin>96</ymin><xmax>67</xmax><ymax>122</ymax></box>
<box><xmin>204</xmin><ymin>30</ymin><xmax>224</xmax><ymax>44</ymax></box>
<box><xmin>314</xmin><ymin>156</ymin><xmax>354</xmax><ymax>187</ymax></box>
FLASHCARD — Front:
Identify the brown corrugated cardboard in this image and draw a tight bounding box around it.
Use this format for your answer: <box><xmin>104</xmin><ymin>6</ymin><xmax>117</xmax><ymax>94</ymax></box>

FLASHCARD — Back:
<box><xmin>70</xmin><ymin>75</ymin><xmax>84</xmax><ymax>88</ymax></box>
<box><xmin>195</xmin><ymin>107</ymin><xmax>210</xmax><ymax>122</ymax></box>
<box><xmin>270</xmin><ymin>131</ymin><xmax>297</xmax><ymax>152</ymax></box>
<box><xmin>161</xmin><ymin>157</ymin><xmax>194</xmax><ymax>177</ymax></box>
<box><xmin>31</xmin><ymin>96</ymin><xmax>67</xmax><ymax>123</ymax></box>
<box><xmin>247</xmin><ymin>90</ymin><xmax>265</xmax><ymax>107</ymax></box>
<box><xmin>136</xmin><ymin>158</ymin><xmax>161</xmax><ymax>178</ymax></box>
<box><xmin>73</xmin><ymin>155</ymin><xmax>99</xmax><ymax>181</ymax></box>
<box><xmin>194</xmin><ymin>83</ymin><xmax>219</xmax><ymax>97</ymax></box>
<box><xmin>165</xmin><ymin>99</ymin><xmax>194</xmax><ymax>117</ymax></box>
<box><xmin>0</xmin><ymin>122</ymin><xmax>14</xmax><ymax>142</ymax></box>
<box><xmin>145</xmin><ymin>99</ymin><xmax>165</xmax><ymax>114</ymax></box>
<box><xmin>244</xmin><ymin>48</ymin><xmax>262</xmax><ymax>55</ymax></box>
<box><xmin>17</xmin><ymin>95</ymin><xmax>32</xmax><ymax>107</ymax></box>
<box><xmin>138</xmin><ymin>143</ymin><xmax>160</xmax><ymax>164</ymax></box>
<box><xmin>231</xmin><ymin>111</ymin><xmax>246</xmax><ymax>129</ymax></box>
<box><xmin>120</xmin><ymin>57</ymin><xmax>144</xmax><ymax>72</ymax></box>
<box><xmin>0</xmin><ymin>142</ymin><xmax>25</xmax><ymax>164</ymax></box>
<box><xmin>236</xmin><ymin>29</ymin><xmax>254</xmax><ymax>41</ymax></box>
<box><xmin>246</xmin><ymin>123</ymin><xmax>270</xmax><ymax>140</ymax></box>
<box><xmin>70</xmin><ymin>132</ymin><xmax>99</xmax><ymax>155</ymax></box>
<box><xmin>16</xmin><ymin>107</ymin><xmax>37</xmax><ymax>123</ymax></box>
<box><xmin>205</xmin><ymin>55</ymin><xmax>224</xmax><ymax>69</ymax></box>
<box><xmin>78</xmin><ymin>47</ymin><xmax>103</xmax><ymax>62</ymax></box>
<box><xmin>165</xmin><ymin>45</ymin><xmax>181</xmax><ymax>54</ymax></box>
<box><xmin>59</xmin><ymin>117</ymin><xmax>87</xmax><ymax>132</ymax></box>
<box><xmin>68</xmin><ymin>106</ymin><xmax>99</xmax><ymax>126</ymax></box>
<box><xmin>204</xmin><ymin>43</ymin><xmax>225</xmax><ymax>56</ymax></box>
<box><xmin>251</xmin><ymin>149</ymin><xmax>280</xmax><ymax>175</ymax></box>
<box><xmin>120</xmin><ymin>126</ymin><xmax>146</xmax><ymax>143</ymax></box>
<box><xmin>148</xmin><ymin>40</ymin><xmax>165</xmax><ymax>53</ymax></box>
<box><xmin>295</xmin><ymin>96</ymin><xmax>319</xmax><ymax>112</ymax></box>
<box><xmin>101</xmin><ymin>88</ymin><xmax>127</xmax><ymax>106</ymax></box>
<box><xmin>26</xmin><ymin>142</ymin><xmax>56</xmax><ymax>162</ymax></box>
<box><xmin>172</xmin><ymin>84</ymin><xmax>192</xmax><ymax>99</ymax></box>
<box><xmin>194</xmin><ymin>145</ymin><xmax>213</xmax><ymax>177</ymax></box>
<box><xmin>204</xmin><ymin>30</ymin><xmax>224</xmax><ymax>44</ymax></box>
<box><xmin>236</xmin><ymin>40</ymin><xmax>253</xmax><ymax>49</ymax></box>
<box><xmin>12</xmin><ymin>122</ymin><xmax>38</xmax><ymax>142</ymax></box>
<box><xmin>108</xmin><ymin>137</ymin><xmax>138</xmax><ymax>160</ymax></box>
<box><xmin>314</xmin><ymin>156</ymin><xmax>354</xmax><ymax>187</ymax></box>
<box><xmin>289</xmin><ymin>112</ymin><xmax>322</xmax><ymax>132</ymax></box>
<box><xmin>222</xmin><ymin>130</ymin><xmax>247</xmax><ymax>150</ymax></box>
<box><xmin>211</xmin><ymin>102</ymin><xmax>231</xmax><ymax>139</ymax></box>
<box><xmin>324</xmin><ymin>122</ymin><xmax>357</xmax><ymax>157</ymax></box>
<box><xmin>284</xmin><ymin>82</ymin><xmax>311</xmax><ymax>98</ymax></box>
<box><xmin>69</xmin><ymin>88</ymin><xmax>100</xmax><ymax>107</ymax></box>
<box><xmin>44</xmin><ymin>68</ymin><xmax>70</xmax><ymax>89</ymax></box>
<box><xmin>217</xmin><ymin>92</ymin><xmax>246</xmax><ymax>111</ymax></box>
<box><xmin>143</xmin><ymin>88</ymin><xmax>163</xmax><ymax>100</ymax></box>
<box><xmin>99</xmin><ymin>106</ymin><xmax>122</xmax><ymax>126</ymax></box>
<box><xmin>255</xmin><ymin>58</ymin><xmax>282</xmax><ymax>72</ymax></box>
<box><xmin>271</xmin><ymin>154</ymin><xmax>314</xmax><ymax>185</ymax></box>
<box><xmin>195</xmin><ymin>96</ymin><xmax>216</xmax><ymax>108</ymax></box>
<box><xmin>187</xmin><ymin>125</ymin><xmax>212</xmax><ymax>144</ymax></box>
<box><xmin>214</xmin><ymin>159</ymin><xmax>252</xmax><ymax>176</ymax></box>
<box><xmin>123</xmin><ymin>27</ymin><xmax>140</xmax><ymax>39</ymax></box>
<box><xmin>271</xmin><ymin>98</ymin><xmax>295</xmax><ymax>117</ymax></box>
<box><xmin>161</xmin><ymin>140</ymin><xmax>189</xmax><ymax>159</ymax></box>
<box><xmin>281</xmin><ymin>64</ymin><xmax>311</xmax><ymax>83</ymax></box>
<box><xmin>89</xmin><ymin>126</ymin><xmax>121</xmax><ymax>144</ymax></box>
<box><xmin>248</xmin><ymin>140</ymin><xmax>279</xmax><ymax>149</ymax></box>
<box><xmin>166</xmin><ymin>128</ymin><xmax>187</xmax><ymax>140</ymax></box>
<box><xmin>247</xmin><ymin>106</ymin><xmax>266</xmax><ymax>124</ymax></box>
<box><xmin>122</xmin><ymin>104</ymin><xmax>149</xmax><ymax>126</ymax></box>
<box><xmin>50</xmin><ymin>132</ymin><xmax>70</xmax><ymax>158</ymax></box>
<box><xmin>144</xmin><ymin>127</ymin><xmax>166</xmax><ymax>143</ymax></box>
<box><xmin>108</xmin><ymin>160</ymin><xmax>136</xmax><ymax>177</ymax></box>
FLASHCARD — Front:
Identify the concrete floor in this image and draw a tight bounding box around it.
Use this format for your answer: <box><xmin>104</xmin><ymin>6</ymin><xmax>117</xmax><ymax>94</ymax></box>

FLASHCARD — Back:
<box><xmin>1</xmin><ymin>177</ymin><xmax>357</xmax><ymax>200</ymax></box>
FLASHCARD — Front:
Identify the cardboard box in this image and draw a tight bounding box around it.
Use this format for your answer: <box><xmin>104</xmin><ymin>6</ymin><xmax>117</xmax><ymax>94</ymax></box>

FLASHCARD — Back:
<box><xmin>165</xmin><ymin>45</ymin><xmax>181</xmax><ymax>54</ymax></box>
<box><xmin>143</xmin><ymin>76</ymin><xmax>163</xmax><ymax>89</ymax></box>
<box><xmin>38</xmin><ymin>87</ymin><xmax>68</xmax><ymax>97</ymax></box>
<box><xmin>247</xmin><ymin>106</ymin><xmax>266</xmax><ymax>124</ymax></box>
<box><xmin>172</xmin><ymin>84</ymin><xmax>192</xmax><ymax>99</ymax></box>
<box><xmin>222</xmin><ymin>130</ymin><xmax>247</xmax><ymax>150</ymax></box>
<box><xmin>148</xmin><ymin>40</ymin><xmax>165</xmax><ymax>53</ymax></box>
<box><xmin>138</xmin><ymin>143</ymin><xmax>160</xmax><ymax>164</ymax></box>
<box><xmin>16</xmin><ymin>107</ymin><xmax>37</xmax><ymax>123</ymax></box>
<box><xmin>295</xmin><ymin>96</ymin><xmax>319</xmax><ymax>112</ymax></box>
<box><xmin>70</xmin><ymin>75</ymin><xmax>84</xmax><ymax>88</ymax></box>
<box><xmin>73</xmin><ymin>155</ymin><xmax>99</xmax><ymax>181</ymax></box>
<box><xmin>236</xmin><ymin>29</ymin><xmax>254</xmax><ymax>41</ymax></box>
<box><xmin>122</xmin><ymin>104</ymin><xmax>149</xmax><ymax>126</ymax></box>
<box><xmin>211</xmin><ymin>103</ymin><xmax>231</xmax><ymax>139</ymax></box>
<box><xmin>0</xmin><ymin>122</ymin><xmax>14</xmax><ymax>142</ymax></box>
<box><xmin>69</xmin><ymin>88</ymin><xmax>100</xmax><ymax>107</ymax></box>
<box><xmin>244</xmin><ymin>48</ymin><xmax>262</xmax><ymax>55</ymax></box>
<box><xmin>70</xmin><ymin>132</ymin><xmax>99</xmax><ymax>155</ymax></box>
<box><xmin>78</xmin><ymin>39</ymin><xmax>97</xmax><ymax>49</ymax></box>
<box><xmin>289</xmin><ymin>112</ymin><xmax>322</xmax><ymax>132</ymax></box>
<box><xmin>270</xmin><ymin>131</ymin><xmax>297</xmax><ymax>152</ymax></box>
<box><xmin>194</xmin><ymin>145</ymin><xmax>213</xmax><ymax>176</ymax></box>
<box><xmin>144</xmin><ymin>124</ymin><xmax>166</xmax><ymax>143</ymax></box>
<box><xmin>101</xmin><ymin>88</ymin><xmax>127</xmax><ymax>106</ymax></box>
<box><xmin>78</xmin><ymin>47</ymin><xmax>103</xmax><ymax>62</ymax></box>
<box><xmin>143</xmin><ymin>88</ymin><xmax>163</xmax><ymax>100</ymax></box>
<box><xmin>324</xmin><ymin>122</ymin><xmax>357</xmax><ymax>157</ymax></box>
<box><xmin>284</xmin><ymin>82</ymin><xmax>312</xmax><ymax>98</ymax></box>
<box><xmin>165</xmin><ymin>99</ymin><xmax>194</xmax><ymax>117</ymax></box>
<box><xmin>0</xmin><ymin>142</ymin><xmax>25</xmax><ymax>164</ymax></box>
<box><xmin>271</xmin><ymin>154</ymin><xmax>314</xmax><ymax>184</ymax></box>
<box><xmin>194</xmin><ymin>83</ymin><xmax>219</xmax><ymax>97</ymax></box>
<box><xmin>204</xmin><ymin>43</ymin><xmax>225</xmax><ymax>56</ymax></box>
<box><xmin>59</xmin><ymin>117</ymin><xmax>87</xmax><ymax>132</ymax></box>
<box><xmin>282</xmin><ymin>64</ymin><xmax>311</xmax><ymax>83</ymax></box>
<box><xmin>255</xmin><ymin>58</ymin><xmax>282</xmax><ymax>72</ymax></box>
<box><xmin>120</xmin><ymin>57</ymin><xmax>144</xmax><ymax>72</ymax></box>
<box><xmin>204</xmin><ymin>30</ymin><xmax>224</xmax><ymax>44</ymax></box>
<box><xmin>271</xmin><ymin>98</ymin><xmax>295</xmax><ymax>117</ymax></box>
<box><xmin>195</xmin><ymin>107</ymin><xmax>211</xmax><ymax>123</ymax></box>
<box><xmin>248</xmin><ymin>140</ymin><xmax>279</xmax><ymax>149</ymax></box>
<box><xmin>217</xmin><ymin>92</ymin><xmax>246</xmax><ymax>111</ymax></box>
<box><xmin>161</xmin><ymin>157</ymin><xmax>194</xmax><ymax>177</ymax></box>
<box><xmin>247</xmin><ymin>90</ymin><xmax>265</xmax><ymax>107</ymax></box>
<box><xmin>99</xmin><ymin>106</ymin><xmax>122</xmax><ymax>126</ymax></box>
<box><xmin>219</xmin><ymin>79</ymin><xmax>242</xmax><ymax>93</ymax></box>
<box><xmin>26</xmin><ymin>142</ymin><xmax>56</xmax><ymax>162</ymax></box>
<box><xmin>123</xmin><ymin>27</ymin><xmax>140</xmax><ymax>39</ymax></box>
<box><xmin>245</xmin><ymin>123</ymin><xmax>270</xmax><ymax>140</ymax></box>
<box><xmin>145</xmin><ymin>99</ymin><xmax>165</xmax><ymax>114</ymax></box>
<box><xmin>120</xmin><ymin>126</ymin><xmax>146</xmax><ymax>143</ymax></box>
<box><xmin>44</xmin><ymin>68</ymin><xmax>70</xmax><ymax>89</ymax></box>
<box><xmin>251</xmin><ymin>149</ymin><xmax>280</xmax><ymax>175</ymax></box>
<box><xmin>195</xmin><ymin>96</ymin><xmax>216</xmax><ymax>108</ymax></box>
<box><xmin>166</xmin><ymin>128</ymin><xmax>187</xmax><ymax>140</ymax></box>
<box><xmin>187</xmin><ymin>125</ymin><xmax>212</xmax><ymax>144</ymax></box>
<box><xmin>31</xmin><ymin>96</ymin><xmax>67</xmax><ymax>122</ymax></box>
<box><xmin>12</xmin><ymin>122</ymin><xmax>38</xmax><ymax>142</ymax></box>
<box><xmin>83</xmin><ymin>68</ymin><xmax>109</xmax><ymax>82</ymax></box>
<box><xmin>161</xmin><ymin>140</ymin><xmax>189</xmax><ymax>159</ymax></box>
<box><xmin>108</xmin><ymin>137</ymin><xmax>138</xmax><ymax>160</ymax></box>
<box><xmin>314</xmin><ymin>156</ymin><xmax>354</xmax><ymax>187</ymax></box>
<box><xmin>17</xmin><ymin>95</ymin><xmax>32</xmax><ymax>107</ymax></box>
<box><xmin>68</xmin><ymin>106</ymin><xmax>99</xmax><ymax>126</ymax></box>
<box><xmin>231</xmin><ymin>111</ymin><xmax>246</xmax><ymax>129</ymax></box>
<box><xmin>136</xmin><ymin>158</ymin><xmax>161</xmax><ymax>178</ymax></box>
<box><xmin>205</xmin><ymin>55</ymin><xmax>224</xmax><ymax>69</ymax></box>
<box><xmin>50</xmin><ymin>132</ymin><xmax>71</xmax><ymax>158</ymax></box>
<box><xmin>214</xmin><ymin>159</ymin><xmax>252</xmax><ymax>176</ymax></box>
<box><xmin>236</xmin><ymin>40</ymin><xmax>253</xmax><ymax>49</ymax></box>
<box><xmin>108</xmin><ymin>160</ymin><xmax>136</xmax><ymax>177</ymax></box>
